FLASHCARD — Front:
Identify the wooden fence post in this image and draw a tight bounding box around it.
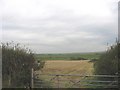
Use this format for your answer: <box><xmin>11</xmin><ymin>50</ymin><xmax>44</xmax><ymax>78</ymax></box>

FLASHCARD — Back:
<box><xmin>57</xmin><ymin>75</ymin><xmax>60</xmax><ymax>88</ymax></box>
<box><xmin>31</xmin><ymin>68</ymin><xmax>34</xmax><ymax>89</ymax></box>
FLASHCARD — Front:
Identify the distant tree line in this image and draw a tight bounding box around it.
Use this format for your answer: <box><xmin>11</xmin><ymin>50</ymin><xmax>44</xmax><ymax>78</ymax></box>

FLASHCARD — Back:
<box><xmin>70</xmin><ymin>57</ymin><xmax>87</xmax><ymax>60</ymax></box>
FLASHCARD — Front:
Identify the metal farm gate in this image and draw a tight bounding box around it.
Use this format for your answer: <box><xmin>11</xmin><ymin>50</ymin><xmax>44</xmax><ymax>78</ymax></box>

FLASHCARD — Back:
<box><xmin>31</xmin><ymin>71</ymin><xmax>118</xmax><ymax>88</ymax></box>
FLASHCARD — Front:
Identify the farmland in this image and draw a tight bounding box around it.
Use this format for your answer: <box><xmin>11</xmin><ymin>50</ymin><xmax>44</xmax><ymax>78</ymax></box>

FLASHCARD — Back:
<box><xmin>40</xmin><ymin>60</ymin><xmax>94</xmax><ymax>75</ymax></box>
<box><xmin>35</xmin><ymin>52</ymin><xmax>103</xmax><ymax>61</ymax></box>
<box><xmin>35</xmin><ymin>60</ymin><xmax>94</xmax><ymax>88</ymax></box>
<box><xmin>34</xmin><ymin>52</ymin><xmax>103</xmax><ymax>88</ymax></box>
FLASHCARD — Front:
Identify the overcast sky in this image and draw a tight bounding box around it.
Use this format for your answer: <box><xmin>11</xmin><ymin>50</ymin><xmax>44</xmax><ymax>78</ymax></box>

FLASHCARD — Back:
<box><xmin>0</xmin><ymin>0</ymin><xmax>119</xmax><ymax>53</ymax></box>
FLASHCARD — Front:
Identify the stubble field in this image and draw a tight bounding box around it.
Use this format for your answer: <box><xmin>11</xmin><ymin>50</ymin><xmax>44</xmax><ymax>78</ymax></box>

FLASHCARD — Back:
<box><xmin>35</xmin><ymin>60</ymin><xmax>94</xmax><ymax>88</ymax></box>
<box><xmin>41</xmin><ymin>60</ymin><xmax>94</xmax><ymax>75</ymax></box>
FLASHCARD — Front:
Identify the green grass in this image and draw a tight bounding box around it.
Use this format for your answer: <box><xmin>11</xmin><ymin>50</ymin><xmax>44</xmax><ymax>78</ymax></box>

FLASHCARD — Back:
<box><xmin>35</xmin><ymin>52</ymin><xmax>103</xmax><ymax>61</ymax></box>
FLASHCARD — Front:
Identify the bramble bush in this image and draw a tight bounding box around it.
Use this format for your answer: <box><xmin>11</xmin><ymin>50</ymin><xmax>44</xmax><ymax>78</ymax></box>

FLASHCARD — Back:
<box><xmin>94</xmin><ymin>41</ymin><xmax>119</xmax><ymax>81</ymax></box>
<box><xmin>2</xmin><ymin>42</ymin><xmax>45</xmax><ymax>88</ymax></box>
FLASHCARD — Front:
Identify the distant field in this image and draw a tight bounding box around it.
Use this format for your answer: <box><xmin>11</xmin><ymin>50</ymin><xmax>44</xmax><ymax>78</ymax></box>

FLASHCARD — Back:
<box><xmin>35</xmin><ymin>52</ymin><xmax>103</xmax><ymax>61</ymax></box>
<box><xmin>36</xmin><ymin>60</ymin><xmax>94</xmax><ymax>88</ymax></box>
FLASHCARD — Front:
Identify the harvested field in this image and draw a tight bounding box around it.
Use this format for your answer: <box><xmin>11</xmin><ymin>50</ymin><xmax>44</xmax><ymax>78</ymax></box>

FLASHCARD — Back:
<box><xmin>41</xmin><ymin>60</ymin><xmax>94</xmax><ymax>75</ymax></box>
<box><xmin>35</xmin><ymin>60</ymin><xmax>94</xmax><ymax>88</ymax></box>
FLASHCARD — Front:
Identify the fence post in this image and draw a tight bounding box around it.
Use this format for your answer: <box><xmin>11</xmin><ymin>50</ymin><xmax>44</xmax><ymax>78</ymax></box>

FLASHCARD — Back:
<box><xmin>31</xmin><ymin>68</ymin><xmax>34</xmax><ymax>89</ymax></box>
<box><xmin>57</xmin><ymin>75</ymin><xmax>60</xmax><ymax>88</ymax></box>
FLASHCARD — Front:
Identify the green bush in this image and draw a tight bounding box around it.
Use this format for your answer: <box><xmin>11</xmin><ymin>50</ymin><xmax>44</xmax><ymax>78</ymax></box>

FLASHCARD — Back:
<box><xmin>2</xmin><ymin>42</ymin><xmax>44</xmax><ymax>88</ymax></box>
<box><xmin>94</xmin><ymin>41</ymin><xmax>119</xmax><ymax>83</ymax></box>
<box><xmin>94</xmin><ymin>43</ymin><xmax>119</xmax><ymax>75</ymax></box>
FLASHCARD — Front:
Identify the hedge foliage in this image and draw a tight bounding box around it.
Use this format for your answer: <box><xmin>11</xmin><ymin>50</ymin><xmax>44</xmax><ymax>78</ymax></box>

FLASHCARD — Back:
<box><xmin>2</xmin><ymin>42</ymin><xmax>44</xmax><ymax>88</ymax></box>
<box><xmin>94</xmin><ymin>41</ymin><xmax>119</xmax><ymax>79</ymax></box>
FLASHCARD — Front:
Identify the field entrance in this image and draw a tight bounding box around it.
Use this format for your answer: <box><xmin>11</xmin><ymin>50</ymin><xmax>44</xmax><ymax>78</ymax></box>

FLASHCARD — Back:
<box><xmin>34</xmin><ymin>60</ymin><xmax>118</xmax><ymax>88</ymax></box>
<box><xmin>34</xmin><ymin>60</ymin><xmax>94</xmax><ymax>88</ymax></box>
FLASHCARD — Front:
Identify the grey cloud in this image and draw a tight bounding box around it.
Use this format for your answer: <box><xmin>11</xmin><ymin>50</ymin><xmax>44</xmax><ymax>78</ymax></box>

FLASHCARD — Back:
<box><xmin>2</xmin><ymin>0</ymin><xmax>118</xmax><ymax>53</ymax></box>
